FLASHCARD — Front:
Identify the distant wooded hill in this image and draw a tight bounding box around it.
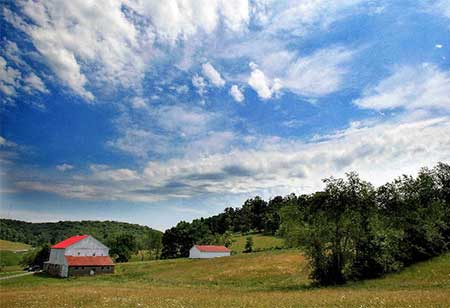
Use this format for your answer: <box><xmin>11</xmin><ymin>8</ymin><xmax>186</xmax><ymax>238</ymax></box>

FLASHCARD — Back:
<box><xmin>0</xmin><ymin>219</ymin><xmax>162</xmax><ymax>248</ymax></box>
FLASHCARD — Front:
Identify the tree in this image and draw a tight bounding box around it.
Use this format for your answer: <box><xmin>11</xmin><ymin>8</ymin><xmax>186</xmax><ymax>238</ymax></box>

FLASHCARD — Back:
<box><xmin>109</xmin><ymin>234</ymin><xmax>137</xmax><ymax>262</ymax></box>
<box><xmin>264</xmin><ymin>196</ymin><xmax>285</xmax><ymax>234</ymax></box>
<box><xmin>20</xmin><ymin>244</ymin><xmax>50</xmax><ymax>268</ymax></box>
<box><xmin>244</xmin><ymin>236</ymin><xmax>253</xmax><ymax>253</ymax></box>
<box><xmin>145</xmin><ymin>232</ymin><xmax>162</xmax><ymax>260</ymax></box>
<box><xmin>296</xmin><ymin>173</ymin><xmax>393</xmax><ymax>285</ymax></box>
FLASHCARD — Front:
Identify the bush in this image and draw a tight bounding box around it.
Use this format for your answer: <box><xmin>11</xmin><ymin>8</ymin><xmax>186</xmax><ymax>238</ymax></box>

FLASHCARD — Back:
<box><xmin>244</xmin><ymin>236</ymin><xmax>253</xmax><ymax>253</ymax></box>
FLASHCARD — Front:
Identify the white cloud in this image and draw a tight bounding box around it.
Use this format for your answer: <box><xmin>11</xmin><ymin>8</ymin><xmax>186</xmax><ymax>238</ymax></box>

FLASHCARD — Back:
<box><xmin>156</xmin><ymin>105</ymin><xmax>215</xmax><ymax>136</ymax></box>
<box><xmin>14</xmin><ymin>116</ymin><xmax>450</xmax><ymax>202</ymax></box>
<box><xmin>266</xmin><ymin>0</ymin><xmax>364</xmax><ymax>36</ymax></box>
<box><xmin>5</xmin><ymin>0</ymin><xmax>146</xmax><ymax>100</ymax></box>
<box><xmin>248</xmin><ymin>62</ymin><xmax>281</xmax><ymax>99</ymax></box>
<box><xmin>56</xmin><ymin>164</ymin><xmax>74</xmax><ymax>172</ymax></box>
<box><xmin>3</xmin><ymin>41</ymin><xmax>26</xmax><ymax>67</ymax></box>
<box><xmin>0</xmin><ymin>56</ymin><xmax>49</xmax><ymax>98</ymax></box>
<box><xmin>234</xmin><ymin>46</ymin><xmax>353</xmax><ymax>99</ymax></box>
<box><xmin>131</xmin><ymin>97</ymin><xmax>147</xmax><ymax>109</ymax></box>
<box><xmin>108</xmin><ymin>128</ymin><xmax>169</xmax><ymax>158</ymax></box>
<box><xmin>4</xmin><ymin>0</ymin><xmax>249</xmax><ymax>100</ymax></box>
<box><xmin>128</xmin><ymin>0</ymin><xmax>249</xmax><ymax>43</ymax></box>
<box><xmin>23</xmin><ymin>72</ymin><xmax>48</xmax><ymax>94</ymax></box>
<box><xmin>435</xmin><ymin>44</ymin><xmax>443</xmax><ymax>48</ymax></box>
<box><xmin>354</xmin><ymin>64</ymin><xmax>450</xmax><ymax>112</ymax></box>
<box><xmin>428</xmin><ymin>0</ymin><xmax>450</xmax><ymax>19</ymax></box>
<box><xmin>89</xmin><ymin>165</ymin><xmax>139</xmax><ymax>182</ymax></box>
<box><xmin>229</xmin><ymin>84</ymin><xmax>244</xmax><ymax>103</ymax></box>
<box><xmin>0</xmin><ymin>136</ymin><xmax>16</xmax><ymax>148</ymax></box>
<box><xmin>202</xmin><ymin>62</ymin><xmax>225</xmax><ymax>87</ymax></box>
<box><xmin>280</xmin><ymin>47</ymin><xmax>353</xmax><ymax>97</ymax></box>
<box><xmin>0</xmin><ymin>56</ymin><xmax>21</xmax><ymax>96</ymax></box>
<box><xmin>192</xmin><ymin>74</ymin><xmax>207</xmax><ymax>96</ymax></box>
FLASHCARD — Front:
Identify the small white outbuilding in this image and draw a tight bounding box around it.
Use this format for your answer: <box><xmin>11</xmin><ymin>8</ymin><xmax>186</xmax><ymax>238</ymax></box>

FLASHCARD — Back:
<box><xmin>189</xmin><ymin>245</ymin><xmax>231</xmax><ymax>259</ymax></box>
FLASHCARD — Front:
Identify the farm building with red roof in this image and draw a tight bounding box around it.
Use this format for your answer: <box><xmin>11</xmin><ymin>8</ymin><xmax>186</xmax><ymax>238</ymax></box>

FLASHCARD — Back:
<box><xmin>189</xmin><ymin>245</ymin><xmax>231</xmax><ymax>259</ymax></box>
<box><xmin>44</xmin><ymin>235</ymin><xmax>114</xmax><ymax>277</ymax></box>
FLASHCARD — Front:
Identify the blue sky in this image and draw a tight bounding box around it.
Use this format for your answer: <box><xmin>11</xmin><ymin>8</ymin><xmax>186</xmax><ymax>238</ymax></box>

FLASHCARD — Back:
<box><xmin>1</xmin><ymin>0</ymin><xmax>450</xmax><ymax>231</ymax></box>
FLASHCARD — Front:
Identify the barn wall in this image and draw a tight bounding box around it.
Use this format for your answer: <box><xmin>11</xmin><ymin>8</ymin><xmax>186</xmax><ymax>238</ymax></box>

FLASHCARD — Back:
<box><xmin>48</xmin><ymin>249</ymin><xmax>66</xmax><ymax>264</ymax></box>
<box><xmin>197</xmin><ymin>252</ymin><xmax>230</xmax><ymax>258</ymax></box>
<box><xmin>65</xmin><ymin>236</ymin><xmax>109</xmax><ymax>257</ymax></box>
<box><xmin>189</xmin><ymin>248</ymin><xmax>230</xmax><ymax>258</ymax></box>
<box><xmin>189</xmin><ymin>247</ymin><xmax>201</xmax><ymax>258</ymax></box>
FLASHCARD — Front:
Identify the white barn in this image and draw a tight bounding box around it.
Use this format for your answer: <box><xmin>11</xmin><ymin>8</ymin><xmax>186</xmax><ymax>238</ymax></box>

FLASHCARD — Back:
<box><xmin>189</xmin><ymin>245</ymin><xmax>231</xmax><ymax>259</ymax></box>
<box><xmin>44</xmin><ymin>235</ymin><xmax>114</xmax><ymax>277</ymax></box>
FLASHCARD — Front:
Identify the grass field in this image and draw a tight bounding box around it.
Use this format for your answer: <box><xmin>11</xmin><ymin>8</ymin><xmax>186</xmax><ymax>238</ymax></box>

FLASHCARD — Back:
<box><xmin>0</xmin><ymin>239</ymin><xmax>31</xmax><ymax>251</ymax></box>
<box><xmin>230</xmin><ymin>233</ymin><xmax>285</xmax><ymax>253</ymax></box>
<box><xmin>1</xmin><ymin>249</ymin><xmax>449</xmax><ymax>307</ymax></box>
<box><xmin>0</xmin><ymin>240</ymin><xmax>30</xmax><ymax>271</ymax></box>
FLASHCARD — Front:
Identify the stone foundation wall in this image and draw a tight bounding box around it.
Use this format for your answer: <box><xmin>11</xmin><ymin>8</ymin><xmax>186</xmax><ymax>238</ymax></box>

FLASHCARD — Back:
<box><xmin>68</xmin><ymin>265</ymin><xmax>114</xmax><ymax>276</ymax></box>
<box><xmin>44</xmin><ymin>263</ymin><xmax>63</xmax><ymax>277</ymax></box>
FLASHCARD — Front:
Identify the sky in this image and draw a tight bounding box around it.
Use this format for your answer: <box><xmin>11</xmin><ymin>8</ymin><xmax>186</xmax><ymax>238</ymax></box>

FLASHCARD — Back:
<box><xmin>1</xmin><ymin>0</ymin><xmax>449</xmax><ymax>231</ymax></box>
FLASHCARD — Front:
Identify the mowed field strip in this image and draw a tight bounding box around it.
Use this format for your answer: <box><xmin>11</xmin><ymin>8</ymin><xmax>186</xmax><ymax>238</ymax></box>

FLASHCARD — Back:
<box><xmin>1</xmin><ymin>250</ymin><xmax>449</xmax><ymax>307</ymax></box>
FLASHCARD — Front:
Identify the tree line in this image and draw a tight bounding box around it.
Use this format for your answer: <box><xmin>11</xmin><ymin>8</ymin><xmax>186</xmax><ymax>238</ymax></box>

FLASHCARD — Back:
<box><xmin>161</xmin><ymin>163</ymin><xmax>450</xmax><ymax>285</ymax></box>
<box><xmin>0</xmin><ymin>219</ymin><xmax>161</xmax><ymax>248</ymax></box>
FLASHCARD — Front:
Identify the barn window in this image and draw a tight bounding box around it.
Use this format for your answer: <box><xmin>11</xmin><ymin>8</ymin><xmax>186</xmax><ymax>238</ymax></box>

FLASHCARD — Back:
<box><xmin>78</xmin><ymin>252</ymin><xmax>80</xmax><ymax>256</ymax></box>
<box><xmin>81</xmin><ymin>267</ymin><xmax>84</xmax><ymax>270</ymax></box>
<box><xmin>75</xmin><ymin>267</ymin><xmax>79</xmax><ymax>270</ymax></box>
<box><xmin>93</xmin><ymin>253</ymin><xmax>96</xmax><ymax>256</ymax></box>
<box><xmin>101</xmin><ymin>267</ymin><xmax>104</xmax><ymax>270</ymax></box>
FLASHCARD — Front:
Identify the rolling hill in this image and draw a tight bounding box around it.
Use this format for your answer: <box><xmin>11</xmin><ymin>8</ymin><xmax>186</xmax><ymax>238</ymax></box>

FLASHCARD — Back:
<box><xmin>1</xmin><ymin>250</ymin><xmax>449</xmax><ymax>307</ymax></box>
<box><xmin>0</xmin><ymin>219</ymin><xmax>162</xmax><ymax>247</ymax></box>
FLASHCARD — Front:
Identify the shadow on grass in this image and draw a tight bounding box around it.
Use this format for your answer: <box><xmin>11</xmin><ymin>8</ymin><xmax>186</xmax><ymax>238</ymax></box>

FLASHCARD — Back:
<box><xmin>257</xmin><ymin>282</ymin><xmax>320</xmax><ymax>292</ymax></box>
<box><xmin>33</xmin><ymin>272</ymin><xmax>67</xmax><ymax>280</ymax></box>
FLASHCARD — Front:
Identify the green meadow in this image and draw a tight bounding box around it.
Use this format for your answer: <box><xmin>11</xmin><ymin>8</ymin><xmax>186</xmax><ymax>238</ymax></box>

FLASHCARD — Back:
<box><xmin>1</xmin><ymin>249</ymin><xmax>449</xmax><ymax>307</ymax></box>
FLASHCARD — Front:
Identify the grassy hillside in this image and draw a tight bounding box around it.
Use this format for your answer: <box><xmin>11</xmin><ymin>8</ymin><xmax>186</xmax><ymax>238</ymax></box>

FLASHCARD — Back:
<box><xmin>0</xmin><ymin>239</ymin><xmax>31</xmax><ymax>251</ymax></box>
<box><xmin>230</xmin><ymin>233</ymin><xmax>285</xmax><ymax>253</ymax></box>
<box><xmin>0</xmin><ymin>240</ymin><xmax>31</xmax><ymax>270</ymax></box>
<box><xmin>0</xmin><ymin>251</ymin><xmax>26</xmax><ymax>267</ymax></box>
<box><xmin>1</xmin><ymin>250</ymin><xmax>449</xmax><ymax>307</ymax></box>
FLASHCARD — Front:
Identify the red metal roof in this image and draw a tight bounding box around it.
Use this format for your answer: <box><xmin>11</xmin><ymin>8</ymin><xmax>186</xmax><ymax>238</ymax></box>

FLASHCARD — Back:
<box><xmin>194</xmin><ymin>245</ymin><xmax>231</xmax><ymax>253</ymax></box>
<box><xmin>51</xmin><ymin>235</ymin><xmax>89</xmax><ymax>249</ymax></box>
<box><xmin>65</xmin><ymin>256</ymin><xmax>114</xmax><ymax>266</ymax></box>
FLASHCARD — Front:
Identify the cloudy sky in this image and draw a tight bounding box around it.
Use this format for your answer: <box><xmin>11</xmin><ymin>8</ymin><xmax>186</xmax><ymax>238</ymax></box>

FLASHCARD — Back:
<box><xmin>1</xmin><ymin>0</ymin><xmax>449</xmax><ymax>230</ymax></box>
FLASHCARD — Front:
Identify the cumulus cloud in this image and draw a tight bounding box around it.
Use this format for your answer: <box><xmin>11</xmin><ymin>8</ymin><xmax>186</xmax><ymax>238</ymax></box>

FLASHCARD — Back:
<box><xmin>229</xmin><ymin>84</ymin><xmax>244</xmax><ymax>103</ymax></box>
<box><xmin>354</xmin><ymin>64</ymin><xmax>450</xmax><ymax>112</ymax></box>
<box><xmin>4</xmin><ymin>0</ymin><xmax>145</xmax><ymax>100</ymax></box>
<box><xmin>241</xmin><ymin>46</ymin><xmax>353</xmax><ymax>100</ymax></box>
<box><xmin>56</xmin><ymin>164</ymin><xmax>74</xmax><ymax>172</ymax></box>
<box><xmin>247</xmin><ymin>62</ymin><xmax>281</xmax><ymax>99</ymax></box>
<box><xmin>3</xmin><ymin>0</ymin><xmax>251</xmax><ymax>100</ymax></box>
<box><xmin>128</xmin><ymin>0</ymin><xmax>249</xmax><ymax>42</ymax></box>
<box><xmin>202</xmin><ymin>62</ymin><xmax>225</xmax><ymax>87</ymax></box>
